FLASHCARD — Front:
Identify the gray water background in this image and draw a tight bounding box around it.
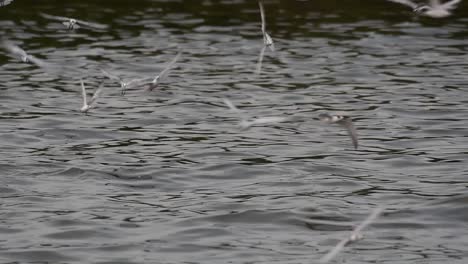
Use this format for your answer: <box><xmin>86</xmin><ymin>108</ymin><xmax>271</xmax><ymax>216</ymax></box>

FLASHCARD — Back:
<box><xmin>1</xmin><ymin>0</ymin><xmax>468</xmax><ymax>263</ymax></box>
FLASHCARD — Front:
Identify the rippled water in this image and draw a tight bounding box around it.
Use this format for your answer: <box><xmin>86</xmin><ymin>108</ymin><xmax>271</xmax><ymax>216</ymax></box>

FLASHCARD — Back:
<box><xmin>1</xmin><ymin>0</ymin><xmax>468</xmax><ymax>263</ymax></box>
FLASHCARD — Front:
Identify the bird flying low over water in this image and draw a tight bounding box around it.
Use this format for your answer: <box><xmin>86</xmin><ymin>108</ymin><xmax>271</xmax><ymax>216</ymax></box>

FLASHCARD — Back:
<box><xmin>1</xmin><ymin>41</ymin><xmax>47</xmax><ymax>66</ymax></box>
<box><xmin>223</xmin><ymin>98</ymin><xmax>288</xmax><ymax>130</ymax></box>
<box><xmin>386</xmin><ymin>0</ymin><xmax>461</xmax><ymax>18</ymax></box>
<box><xmin>100</xmin><ymin>69</ymin><xmax>150</xmax><ymax>95</ymax></box>
<box><xmin>319</xmin><ymin>113</ymin><xmax>359</xmax><ymax>149</ymax></box>
<box><xmin>142</xmin><ymin>52</ymin><xmax>181</xmax><ymax>92</ymax></box>
<box><xmin>319</xmin><ymin>207</ymin><xmax>384</xmax><ymax>263</ymax></box>
<box><xmin>258</xmin><ymin>0</ymin><xmax>274</xmax><ymax>51</ymax></box>
<box><xmin>80</xmin><ymin>80</ymin><xmax>103</xmax><ymax>113</ymax></box>
<box><xmin>100</xmin><ymin>52</ymin><xmax>181</xmax><ymax>94</ymax></box>
<box><xmin>40</xmin><ymin>13</ymin><xmax>108</xmax><ymax>30</ymax></box>
<box><xmin>0</xmin><ymin>0</ymin><xmax>14</xmax><ymax>7</ymax></box>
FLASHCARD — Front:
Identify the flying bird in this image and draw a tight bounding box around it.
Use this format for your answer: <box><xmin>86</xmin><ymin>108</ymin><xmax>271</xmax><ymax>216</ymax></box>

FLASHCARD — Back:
<box><xmin>40</xmin><ymin>13</ymin><xmax>108</xmax><ymax>30</ymax></box>
<box><xmin>143</xmin><ymin>52</ymin><xmax>181</xmax><ymax>92</ymax></box>
<box><xmin>1</xmin><ymin>41</ymin><xmax>47</xmax><ymax>66</ymax></box>
<box><xmin>1</xmin><ymin>41</ymin><xmax>31</xmax><ymax>62</ymax></box>
<box><xmin>1</xmin><ymin>41</ymin><xmax>81</xmax><ymax>78</ymax></box>
<box><xmin>319</xmin><ymin>113</ymin><xmax>359</xmax><ymax>149</ymax></box>
<box><xmin>100</xmin><ymin>69</ymin><xmax>150</xmax><ymax>95</ymax></box>
<box><xmin>319</xmin><ymin>207</ymin><xmax>384</xmax><ymax>263</ymax></box>
<box><xmin>223</xmin><ymin>98</ymin><xmax>288</xmax><ymax>130</ymax></box>
<box><xmin>80</xmin><ymin>80</ymin><xmax>103</xmax><ymax>113</ymax></box>
<box><xmin>258</xmin><ymin>0</ymin><xmax>274</xmax><ymax>51</ymax></box>
<box><xmin>386</xmin><ymin>0</ymin><xmax>461</xmax><ymax>18</ymax></box>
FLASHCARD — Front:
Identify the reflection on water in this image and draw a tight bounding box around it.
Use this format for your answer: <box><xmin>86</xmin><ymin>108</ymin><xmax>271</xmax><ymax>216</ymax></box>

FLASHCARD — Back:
<box><xmin>1</xmin><ymin>0</ymin><xmax>468</xmax><ymax>263</ymax></box>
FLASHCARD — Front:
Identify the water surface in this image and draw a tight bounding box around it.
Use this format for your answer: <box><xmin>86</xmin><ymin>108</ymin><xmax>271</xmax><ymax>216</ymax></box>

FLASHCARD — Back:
<box><xmin>1</xmin><ymin>0</ymin><xmax>468</xmax><ymax>263</ymax></box>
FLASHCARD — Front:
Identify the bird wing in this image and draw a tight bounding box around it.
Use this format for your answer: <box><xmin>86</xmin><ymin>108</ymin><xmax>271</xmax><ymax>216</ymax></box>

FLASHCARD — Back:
<box><xmin>27</xmin><ymin>55</ymin><xmax>48</xmax><ymax>68</ymax></box>
<box><xmin>1</xmin><ymin>41</ymin><xmax>27</xmax><ymax>58</ymax></box>
<box><xmin>429</xmin><ymin>0</ymin><xmax>441</xmax><ymax>6</ymax></box>
<box><xmin>338</xmin><ymin>118</ymin><xmax>359</xmax><ymax>149</ymax></box>
<box><xmin>156</xmin><ymin>52</ymin><xmax>181</xmax><ymax>82</ymax></box>
<box><xmin>223</xmin><ymin>98</ymin><xmax>242</xmax><ymax>114</ymax></box>
<box><xmin>80</xmin><ymin>80</ymin><xmax>88</xmax><ymax>106</ymax></box>
<box><xmin>258</xmin><ymin>0</ymin><xmax>267</xmax><ymax>34</ymax></box>
<box><xmin>352</xmin><ymin>207</ymin><xmax>384</xmax><ymax>235</ymax></box>
<box><xmin>223</xmin><ymin>98</ymin><xmax>248</xmax><ymax>128</ymax></box>
<box><xmin>89</xmin><ymin>84</ymin><xmax>103</xmax><ymax>106</ymax></box>
<box><xmin>40</xmin><ymin>13</ymin><xmax>71</xmax><ymax>22</ymax></box>
<box><xmin>100</xmin><ymin>68</ymin><xmax>122</xmax><ymax>82</ymax></box>
<box><xmin>249</xmin><ymin>116</ymin><xmax>287</xmax><ymax>125</ymax></box>
<box><xmin>258</xmin><ymin>0</ymin><xmax>274</xmax><ymax>49</ymax></box>
<box><xmin>255</xmin><ymin>45</ymin><xmax>266</xmax><ymax>74</ymax></box>
<box><xmin>75</xmin><ymin>19</ymin><xmax>108</xmax><ymax>29</ymax></box>
<box><xmin>319</xmin><ymin>207</ymin><xmax>384</xmax><ymax>263</ymax></box>
<box><xmin>126</xmin><ymin>76</ymin><xmax>152</xmax><ymax>88</ymax></box>
<box><xmin>440</xmin><ymin>0</ymin><xmax>461</xmax><ymax>9</ymax></box>
<box><xmin>0</xmin><ymin>0</ymin><xmax>14</xmax><ymax>7</ymax></box>
<box><xmin>1</xmin><ymin>42</ymin><xmax>48</xmax><ymax>67</ymax></box>
<box><xmin>386</xmin><ymin>0</ymin><xmax>418</xmax><ymax>9</ymax></box>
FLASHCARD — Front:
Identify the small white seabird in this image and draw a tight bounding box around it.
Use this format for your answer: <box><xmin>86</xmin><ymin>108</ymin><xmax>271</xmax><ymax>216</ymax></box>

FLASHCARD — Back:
<box><xmin>143</xmin><ymin>52</ymin><xmax>181</xmax><ymax>92</ymax></box>
<box><xmin>319</xmin><ymin>207</ymin><xmax>384</xmax><ymax>263</ymax></box>
<box><xmin>80</xmin><ymin>80</ymin><xmax>103</xmax><ymax>113</ymax></box>
<box><xmin>387</xmin><ymin>0</ymin><xmax>461</xmax><ymax>18</ymax></box>
<box><xmin>1</xmin><ymin>41</ymin><xmax>47</xmax><ymax>67</ymax></box>
<box><xmin>40</xmin><ymin>13</ymin><xmax>108</xmax><ymax>30</ymax></box>
<box><xmin>258</xmin><ymin>0</ymin><xmax>274</xmax><ymax>51</ymax></box>
<box><xmin>319</xmin><ymin>113</ymin><xmax>359</xmax><ymax>149</ymax></box>
<box><xmin>100</xmin><ymin>69</ymin><xmax>150</xmax><ymax>95</ymax></box>
<box><xmin>223</xmin><ymin>98</ymin><xmax>288</xmax><ymax>130</ymax></box>
<box><xmin>2</xmin><ymin>41</ymin><xmax>30</xmax><ymax>62</ymax></box>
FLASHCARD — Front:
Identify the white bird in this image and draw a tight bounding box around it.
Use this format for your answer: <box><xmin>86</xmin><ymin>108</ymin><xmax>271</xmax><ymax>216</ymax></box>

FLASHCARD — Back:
<box><xmin>80</xmin><ymin>80</ymin><xmax>103</xmax><ymax>113</ymax></box>
<box><xmin>2</xmin><ymin>41</ymin><xmax>30</xmax><ymax>62</ymax></box>
<box><xmin>1</xmin><ymin>41</ymin><xmax>47</xmax><ymax>66</ymax></box>
<box><xmin>223</xmin><ymin>98</ymin><xmax>288</xmax><ymax>130</ymax></box>
<box><xmin>100</xmin><ymin>69</ymin><xmax>150</xmax><ymax>95</ymax></box>
<box><xmin>386</xmin><ymin>0</ymin><xmax>461</xmax><ymax>18</ymax></box>
<box><xmin>319</xmin><ymin>207</ymin><xmax>384</xmax><ymax>263</ymax></box>
<box><xmin>0</xmin><ymin>0</ymin><xmax>14</xmax><ymax>7</ymax></box>
<box><xmin>143</xmin><ymin>52</ymin><xmax>181</xmax><ymax>92</ymax></box>
<box><xmin>258</xmin><ymin>0</ymin><xmax>274</xmax><ymax>51</ymax></box>
<box><xmin>40</xmin><ymin>13</ymin><xmax>108</xmax><ymax>30</ymax></box>
<box><xmin>319</xmin><ymin>113</ymin><xmax>359</xmax><ymax>149</ymax></box>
